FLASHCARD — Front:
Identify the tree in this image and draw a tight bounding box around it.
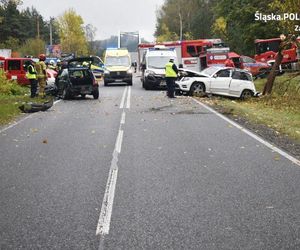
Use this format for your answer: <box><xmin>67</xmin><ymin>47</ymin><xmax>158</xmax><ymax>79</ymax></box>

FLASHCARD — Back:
<box><xmin>85</xmin><ymin>23</ymin><xmax>97</xmax><ymax>54</ymax></box>
<box><xmin>269</xmin><ymin>0</ymin><xmax>300</xmax><ymax>34</ymax></box>
<box><xmin>18</xmin><ymin>38</ymin><xmax>45</xmax><ymax>57</ymax></box>
<box><xmin>212</xmin><ymin>0</ymin><xmax>282</xmax><ymax>54</ymax></box>
<box><xmin>155</xmin><ymin>0</ymin><xmax>216</xmax><ymax>41</ymax></box>
<box><xmin>57</xmin><ymin>9</ymin><xmax>88</xmax><ymax>56</ymax></box>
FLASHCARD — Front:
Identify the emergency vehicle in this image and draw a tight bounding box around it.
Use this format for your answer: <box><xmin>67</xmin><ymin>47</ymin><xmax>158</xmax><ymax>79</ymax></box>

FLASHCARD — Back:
<box><xmin>254</xmin><ymin>37</ymin><xmax>300</xmax><ymax>67</ymax></box>
<box><xmin>3</xmin><ymin>58</ymin><xmax>57</xmax><ymax>85</ymax></box>
<box><xmin>140</xmin><ymin>45</ymin><xmax>178</xmax><ymax>90</ymax></box>
<box><xmin>103</xmin><ymin>48</ymin><xmax>132</xmax><ymax>86</ymax></box>
<box><xmin>206</xmin><ymin>49</ymin><xmax>270</xmax><ymax>77</ymax></box>
<box><xmin>138</xmin><ymin>39</ymin><xmax>215</xmax><ymax>72</ymax></box>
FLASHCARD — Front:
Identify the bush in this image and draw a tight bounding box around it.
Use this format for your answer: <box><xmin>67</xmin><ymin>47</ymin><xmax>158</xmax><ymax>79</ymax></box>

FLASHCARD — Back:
<box><xmin>0</xmin><ymin>70</ymin><xmax>28</xmax><ymax>96</ymax></box>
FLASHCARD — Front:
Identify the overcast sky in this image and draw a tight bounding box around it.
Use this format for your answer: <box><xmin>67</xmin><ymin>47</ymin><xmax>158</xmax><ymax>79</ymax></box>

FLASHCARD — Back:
<box><xmin>20</xmin><ymin>0</ymin><xmax>165</xmax><ymax>42</ymax></box>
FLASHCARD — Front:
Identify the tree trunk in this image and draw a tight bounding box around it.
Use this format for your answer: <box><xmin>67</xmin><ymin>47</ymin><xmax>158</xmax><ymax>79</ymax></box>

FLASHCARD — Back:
<box><xmin>262</xmin><ymin>52</ymin><xmax>283</xmax><ymax>95</ymax></box>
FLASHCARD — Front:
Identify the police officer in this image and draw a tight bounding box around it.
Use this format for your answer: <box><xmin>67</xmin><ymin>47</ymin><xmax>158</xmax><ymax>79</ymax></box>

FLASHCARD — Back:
<box><xmin>25</xmin><ymin>61</ymin><xmax>37</xmax><ymax>98</ymax></box>
<box><xmin>165</xmin><ymin>58</ymin><xmax>178</xmax><ymax>98</ymax></box>
<box><xmin>35</xmin><ymin>54</ymin><xmax>47</xmax><ymax>97</ymax></box>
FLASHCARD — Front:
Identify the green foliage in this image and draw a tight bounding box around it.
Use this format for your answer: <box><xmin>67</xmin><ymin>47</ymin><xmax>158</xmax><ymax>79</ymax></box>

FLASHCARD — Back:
<box><xmin>0</xmin><ymin>2</ymin><xmax>60</xmax><ymax>52</ymax></box>
<box><xmin>0</xmin><ymin>70</ymin><xmax>28</xmax><ymax>95</ymax></box>
<box><xmin>155</xmin><ymin>0</ymin><xmax>297</xmax><ymax>55</ymax></box>
<box><xmin>155</xmin><ymin>0</ymin><xmax>216</xmax><ymax>40</ymax></box>
<box><xmin>19</xmin><ymin>38</ymin><xmax>46</xmax><ymax>57</ymax></box>
<box><xmin>57</xmin><ymin>9</ymin><xmax>88</xmax><ymax>56</ymax></box>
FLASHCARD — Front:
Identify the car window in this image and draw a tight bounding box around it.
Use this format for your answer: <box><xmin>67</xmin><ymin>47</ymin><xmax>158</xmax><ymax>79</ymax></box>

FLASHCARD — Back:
<box><xmin>232</xmin><ymin>71</ymin><xmax>252</xmax><ymax>81</ymax></box>
<box><xmin>216</xmin><ymin>69</ymin><xmax>230</xmax><ymax>77</ymax></box>
<box><xmin>8</xmin><ymin>60</ymin><xmax>21</xmax><ymax>70</ymax></box>
<box><xmin>242</xmin><ymin>56</ymin><xmax>255</xmax><ymax>63</ymax></box>
<box><xmin>70</xmin><ymin>70</ymin><xmax>84</xmax><ymax>78</ymax></box>
<box><xmin>240</xmin><ymin>72</ymin><xmax>252</xmax><ymax>81</ymax></box>
<box><xmin>187</xmin><ymin>45</ymin><xmax>198</xmax><ymax>57</ymax></box>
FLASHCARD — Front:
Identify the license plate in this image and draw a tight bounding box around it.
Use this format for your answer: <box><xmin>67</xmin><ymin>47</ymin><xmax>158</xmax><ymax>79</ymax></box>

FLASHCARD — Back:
<box><xmin>160</xmin><ymin>81</ymin><xmax>166</xmax><ymax>86</ymax></box>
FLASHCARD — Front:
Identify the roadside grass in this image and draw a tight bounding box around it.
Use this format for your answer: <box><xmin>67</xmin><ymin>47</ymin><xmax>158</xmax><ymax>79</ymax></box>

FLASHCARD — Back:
<box><xmin>0</xmin><ymin>71</ymin><xmax>31</xmax><ymax>125</ymax></box>
<box><xmin>201</xmin><ymin>73</ymin><xmax>300</xmax><ymax>141</ymax></box>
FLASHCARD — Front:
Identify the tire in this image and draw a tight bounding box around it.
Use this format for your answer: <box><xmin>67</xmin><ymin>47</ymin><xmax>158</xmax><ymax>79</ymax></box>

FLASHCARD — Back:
<box><xmin>104</xmin><ymin>80</ymin><xmax>108</xmax><ymax>86</ymax></box>
<box><xmin>240</xmin><ymin>89</ymin><xmax>253</xmax><ymax>100</ymax></box>
<box><xmin>93</xmin><ymin>89</ymin><xmax>99</xmax><ymax>99</ymax></box>
<box><xmin>189</xmin><ymin>82</ymin><xmax>206</xmax><ymax>97</ymax></box>
<box><xmin>127</xmin><ymin>79</ymin><xmax>133</xmax><ymax>86</ymax></box>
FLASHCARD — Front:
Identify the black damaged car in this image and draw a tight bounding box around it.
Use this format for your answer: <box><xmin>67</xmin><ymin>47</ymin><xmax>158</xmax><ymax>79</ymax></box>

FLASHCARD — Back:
<box><xmin>56</xmin><ymin>57</ymin><xmax>99</xmax><ymax>100</ymax></box>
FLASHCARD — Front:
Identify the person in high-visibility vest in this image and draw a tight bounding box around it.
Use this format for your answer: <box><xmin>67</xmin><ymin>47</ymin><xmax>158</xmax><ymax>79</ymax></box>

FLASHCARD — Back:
<box><xmin>165</xmin><ymin>58</ymin><xmax>178</xmax><ymax>98</ymax></box>
<box><xmin>35</xmin><ymin>54</ymin><xmax>47</xmax><ymax>97</ymax></box>
<box><xmin>25</xmin><ymin>61</ymin><xmax>38</xmax><ymax>98</ymax></box>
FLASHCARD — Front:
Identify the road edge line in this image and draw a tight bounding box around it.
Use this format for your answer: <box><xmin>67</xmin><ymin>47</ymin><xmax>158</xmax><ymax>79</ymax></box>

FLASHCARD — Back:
<box><xmin>191</xmin><ymin>97</ymin><xmax>300</xmax><ymax>166</ymax></box>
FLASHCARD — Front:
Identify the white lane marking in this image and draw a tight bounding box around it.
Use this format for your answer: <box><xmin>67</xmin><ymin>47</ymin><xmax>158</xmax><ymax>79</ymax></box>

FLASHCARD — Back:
<box><xmin>191</xmin><ymin>97</ymin><xmax>300</xmax><ymax>166</ymax></box>
<box><xmin>0</xmin><ymin>99</ymin><xmax>61</xmax><ymax>134</ymax></box>
<box><xmin>120</xmin><ymin>111</ymin><xmax>126</xmax><ymax>125</ymax></box>
<box><xmin>115</xmin><ymin>130</ymin><xmax>124</xmax><ymax>154</ymax></box>
<box><xmin>97</xmin><ymin>166</ymin><xmax>119</xmax><ymax>236</ymax></box>
<box><xmin>96</xmin><ymin>111</ymin><xmax>126</xmax><ymax>235</ymax></box>
<box><xmin>120</xmin><ymin>86</ymin><xmax>128</xmax><ymax>109</ymax></box>
<box><xmin>126</xmin><ymin>86</ymin><xmax>131</xmax><ymax>109</ymax></box>
<box><xmin>54</xmin><ymin>99</ymin><xmax>61</xmax><ymax>105</ymax></box>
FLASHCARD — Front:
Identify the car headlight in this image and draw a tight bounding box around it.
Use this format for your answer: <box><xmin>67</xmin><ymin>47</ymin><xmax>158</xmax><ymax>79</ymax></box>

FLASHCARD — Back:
<box><xmin>145</xmin><ymin>70</ymin><xmax>155</xmax><ymax>76</ymax></box>
<box><xmin>181</xmin><ymin>77</ymin><xmax>190</xmax><ymax>82</ymax></box>
<box><xmin>104</xmin><ymin>70</ymin><xmax>110</xmax><ymax>74</ymax></box>
<box><xmin>127</xmin><ymin>69</ymin><xmax>133</xmax><ymax>74</ymax></box>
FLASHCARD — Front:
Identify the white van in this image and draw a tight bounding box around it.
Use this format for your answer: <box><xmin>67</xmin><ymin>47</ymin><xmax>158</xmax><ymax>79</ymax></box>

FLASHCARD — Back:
<box><xmin>141</xmin><ymin>46</ymin><xmax>178</xmax><ymax>90</ymax></box>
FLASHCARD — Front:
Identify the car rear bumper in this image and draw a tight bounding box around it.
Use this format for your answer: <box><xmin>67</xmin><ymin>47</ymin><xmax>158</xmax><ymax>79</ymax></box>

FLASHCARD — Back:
<box><xmin>104</xmin><ymin>71</ymin><xmax>132</xmax><ymax>83</ymax></box>
<box><xmin>69</xmin><ymin>85</ymin><xmax>98</xmax><ymax>95</ymax></box>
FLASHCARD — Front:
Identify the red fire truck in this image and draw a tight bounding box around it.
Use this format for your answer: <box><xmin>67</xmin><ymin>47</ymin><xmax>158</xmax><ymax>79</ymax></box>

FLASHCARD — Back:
<box><xmin>254</xmin><ymin>37</ymin><xmax>300</xmax><ymax>67</ymax></box>
<box><xmin>138</xmin><ymin>39</ymin><xmax>216</xmax><ymax>72</ymax></box>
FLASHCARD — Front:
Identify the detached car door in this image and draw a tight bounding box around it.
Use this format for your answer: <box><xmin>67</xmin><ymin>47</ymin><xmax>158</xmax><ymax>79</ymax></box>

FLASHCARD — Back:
<box><xmin>210</xmin><ymin>69</ymin><xmax>232</xmax><ymax>95</ymax></box>
<box><xmin>56</xmin><ymin>69</ymin><xmax>69</xmax><ymax>95</ymax></box>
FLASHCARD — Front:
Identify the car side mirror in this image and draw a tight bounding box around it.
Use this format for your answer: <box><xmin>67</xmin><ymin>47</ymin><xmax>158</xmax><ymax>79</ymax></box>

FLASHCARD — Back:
<box><xmin>179</xmin><ymin>63</ymin><xmax>183</xmax><ymax>68</ymax></box>
<box><xmin>213</xmin><ymin>74</ymin><xmax>217</xmax><ymax>78</ymax></box>
<box><xmin>141</xmin><ymin>64</ymin><xmax>146</xmax><ymax>70</ymax></box>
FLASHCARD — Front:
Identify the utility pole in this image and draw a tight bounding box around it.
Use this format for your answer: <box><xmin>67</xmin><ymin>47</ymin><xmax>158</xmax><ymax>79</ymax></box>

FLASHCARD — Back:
<box><xmin>49</xmin><ymin>17</ymin><xmax>53</xmax><ymax>46</ymax></box>
<box><xmin>179</xmin><ymin>12</ymin><xmax>183</xmax><ymax>41</ymax></box>
<box><xmin>37</xmin><ymin>16</ymin><xmax>40</xmax><ymax>39</ymax></box>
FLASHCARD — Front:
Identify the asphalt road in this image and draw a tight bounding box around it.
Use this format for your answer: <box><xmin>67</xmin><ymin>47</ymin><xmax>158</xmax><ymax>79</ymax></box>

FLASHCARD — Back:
<box><xmin>1</xmin><ymin>75</ymin><xmax>300</xmax><ymax>250</ymax></box>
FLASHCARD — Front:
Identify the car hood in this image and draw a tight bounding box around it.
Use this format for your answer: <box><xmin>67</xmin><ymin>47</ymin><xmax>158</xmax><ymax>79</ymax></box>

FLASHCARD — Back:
<box><xmin>106</xmin><ymin>65</ymin><xmax>130</xmax><ymax>72</ymax></box>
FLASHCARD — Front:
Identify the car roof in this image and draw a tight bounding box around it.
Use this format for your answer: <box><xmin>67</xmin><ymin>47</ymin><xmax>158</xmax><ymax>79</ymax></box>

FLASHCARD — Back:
<box><xmin>180</xmin><ymin>66</ymin><xmax>251</xmax><ymax>75</ymax></box>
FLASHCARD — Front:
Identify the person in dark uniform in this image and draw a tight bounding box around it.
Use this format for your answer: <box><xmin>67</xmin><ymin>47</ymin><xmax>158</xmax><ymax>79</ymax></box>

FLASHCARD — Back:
<box><xmin>165</xmin><ymin>58</ymin><xmax>178</xmax><ymax>98</ymax></box>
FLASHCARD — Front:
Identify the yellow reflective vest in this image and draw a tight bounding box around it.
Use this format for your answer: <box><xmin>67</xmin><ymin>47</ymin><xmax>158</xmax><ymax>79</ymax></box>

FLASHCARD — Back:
<box><xmin>165</xmin><ymin>62</ymin><xmax>177</xmax><ymax>77</ymax></box>
<box><xmin>26</xmin><ymin>65</ymin><xmax>37</xmax><ymax>79</ymax></box>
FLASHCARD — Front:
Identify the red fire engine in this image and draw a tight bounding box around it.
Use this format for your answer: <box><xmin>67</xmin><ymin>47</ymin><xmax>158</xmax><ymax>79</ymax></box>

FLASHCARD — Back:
<box><xmin>254</xmin><ymin>37</ymin><xmax>300</xmax><ymax>67</ymax></box>
<box><xmin>138</xmin><ymin>39</ymin><xmax>216</xmax><ymax>71</ymax></box>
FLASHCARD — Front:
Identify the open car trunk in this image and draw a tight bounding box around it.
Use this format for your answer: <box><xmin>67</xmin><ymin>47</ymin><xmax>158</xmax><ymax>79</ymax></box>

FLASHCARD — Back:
<box><xmin>69</xmin><ymin>69</ymin><xmax>93</xmax><ymax>86</ymax></box>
